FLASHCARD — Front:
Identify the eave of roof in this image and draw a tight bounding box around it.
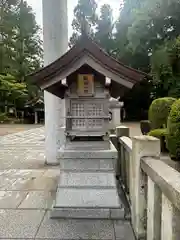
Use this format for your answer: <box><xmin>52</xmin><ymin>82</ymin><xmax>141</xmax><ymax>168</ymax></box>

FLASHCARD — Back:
<box><xmin>29</xmin><ymin>35</ymin><xmax>147</xmax><ymax>87</ymax></box>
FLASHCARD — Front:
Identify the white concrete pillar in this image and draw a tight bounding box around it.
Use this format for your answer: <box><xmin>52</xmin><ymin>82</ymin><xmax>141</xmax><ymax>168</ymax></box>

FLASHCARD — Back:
<box><xmin>131</xmin><ymin>136</ymin><xmax>160</xmax><ymax>239</ymax></box>
<box><xmin>42</xmin><ymin>0</ymin><xmax>68</xmax><ymax>165</ymax></box>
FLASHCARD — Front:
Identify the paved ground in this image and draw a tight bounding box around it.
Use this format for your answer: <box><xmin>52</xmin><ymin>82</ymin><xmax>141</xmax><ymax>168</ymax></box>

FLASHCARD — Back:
<box><xmin>0</xmin><ymin>124</ymin><xmax>43</xmax><ymax>136</ymax></box>
<box><xmin>0</xmin><ymin>126</ymin><xmax>135</xmax><ymax>239</ymax></box>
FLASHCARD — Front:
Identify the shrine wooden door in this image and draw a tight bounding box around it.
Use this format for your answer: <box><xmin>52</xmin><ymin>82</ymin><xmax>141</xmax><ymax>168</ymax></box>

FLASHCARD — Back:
<box><xmin>71</xmin><ymin>100</ymin><xmax>104</xmax><ymax>131</ymax></box>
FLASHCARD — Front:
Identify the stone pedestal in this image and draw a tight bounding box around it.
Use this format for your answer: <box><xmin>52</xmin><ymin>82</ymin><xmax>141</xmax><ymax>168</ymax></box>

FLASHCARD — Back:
<box><xmin>109</xmin><ymin>98</ymin><xmax>123</xmax><ymax>129</ymax></box>
<box><xmin>51</xmin><ymin>141</ymin><xmax>124</xmax><ymax>219</ymax></box>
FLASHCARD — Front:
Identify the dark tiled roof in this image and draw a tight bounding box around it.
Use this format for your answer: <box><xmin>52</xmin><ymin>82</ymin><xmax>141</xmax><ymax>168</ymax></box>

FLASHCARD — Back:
<box><xmin>29</xmin><ymin>35</ymin><xmax>147</xmax><ymax>87</ymax></box>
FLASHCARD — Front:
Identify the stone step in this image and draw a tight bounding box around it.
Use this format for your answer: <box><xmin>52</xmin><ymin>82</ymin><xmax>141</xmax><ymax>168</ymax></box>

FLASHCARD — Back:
<box><xmin>51</xmin><ymin>187</ymin><xmax>124</xmax><ymax>219</ymax></box>
<box><xmin>54</xmin><ymin>187</ymin><xmax>121</xmax><ymax>208</ymax></box>
<box><xmin>65</xmin><ymin>141</ymin><xmax>110</xmax><ymax>150</ymax></box>
<box><xmin>51</xmin><ymin>207</ymin><xmax>124</xmax><ymax>220</ymax></box>
<box><xmin>58</xmin><ymin>149</ymin><xmax>117</xmax><ymax>159</ymax></box>
<box><xmin>58</xmin><ymin>142</ymin><xmax>117</xmax><ymax>159</ymax></box>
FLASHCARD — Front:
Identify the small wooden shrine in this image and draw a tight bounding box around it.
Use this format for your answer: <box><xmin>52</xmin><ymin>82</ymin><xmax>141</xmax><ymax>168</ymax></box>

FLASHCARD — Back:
<box><xmin>30</xmin><ymin>35</ymin><xmax>146</xmax><ymax>143</ymax></box>
<box><xmin>29</xmin><ymin>34</ymin><xmax>147</xmax><ymax>219</ymax></box>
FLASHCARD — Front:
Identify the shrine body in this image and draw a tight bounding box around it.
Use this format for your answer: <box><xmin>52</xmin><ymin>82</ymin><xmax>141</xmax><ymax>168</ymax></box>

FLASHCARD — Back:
<box><xmin>30</xmin><ymin>35</ymin><xmax>146</xmax><ymax>219</ymax></box>
<box><xmin>30</xmin><ymin>35</ymin><xmax>145</xmax><ymax>144</ymax></box>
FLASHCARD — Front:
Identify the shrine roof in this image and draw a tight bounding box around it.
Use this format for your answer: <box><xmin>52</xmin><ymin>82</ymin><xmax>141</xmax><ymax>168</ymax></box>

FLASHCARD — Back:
<box><xmin>29</xmin><ymin>35</ymin><xmax>147</xmax><ymax>89</ymax></box>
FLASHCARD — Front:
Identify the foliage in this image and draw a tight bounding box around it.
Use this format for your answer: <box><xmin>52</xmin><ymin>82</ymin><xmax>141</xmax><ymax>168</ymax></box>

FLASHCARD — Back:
<box><xmin>0</xmin><ymin>113</ymin><xmax>9</xmax><ymax>122</ymax></box>
<box><xmin>167</xmin><ymin>99</ymin><xmax>180</xmax><ymax>159</ymax></box>
<box><xmin>69</xmin><ymin>0</ymin><xmax>98</xmax><ymax>46</ymax></box>
<box><xmin>127</xmin><ymin>0</ymin><xmax>180</xmax><ymax>99</ymax></box>
<box><xmin>0</xmin><ymin>0</ymin><xmax>43</xmax><ymax>112</ymax></box>
<box><xmin>95</xmin><ymin>4</ymin><xmax>115</xmax><ymax>54</ymax></box>
<box><xmin>0</xmin><ymin>0</ymin><xmax>42</xmax><ymax>78</ymax></box>
<box><xmin>148</xmin><ymin>97</ymin><xmax>176</xmax><ymax>129</ymax></box>
<box><xmin>70</xmin><ymin>1</ymin><xmax>115</xmax><ymax>55</ymax></box>
<box><xmin>0</xmin><ymin>74</ymin><xmax>28</xmax><ymax>111</ymax></box>
<box><xmin>148</xmin><ymin>128</ymin><xmax>167</xmax><ymax>138</ymax></box>
<box><xmin>151</xmin><ymin>37</ymin><xmax>180</xmax><ymax>98</ymax></box>
<box><xmin>128</xmin><ymin>0</ymin><xmax>180</xmax><ymax>53</ymax></box>
<box><xmin>149</xmin><ymin>128</ymin><xmax>168</xmax><ymax>152</ymax></box>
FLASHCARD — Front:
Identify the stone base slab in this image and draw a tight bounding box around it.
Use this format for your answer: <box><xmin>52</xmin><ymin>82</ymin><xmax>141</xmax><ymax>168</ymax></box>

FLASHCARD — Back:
<box><xmin>58</xmin><ymin>141</ymin><xmax>117</xmax><ymax>159</ymax></box>
<box><xmin>60</xmin><ymin>158</ymin><xmax>116</xmax><ymax>171</ymax></box>
<box><xmin>59</xmin><ymin>171</ymin><xmax>117</xmax><ymax>188</ymax></box>
<box><xmin>54</xmin><ymin>188</ymin><xmax>121</xmax><ymax>208</ymax></box>
<box><xmin>51</xmin><ymin>207</ymin><xmax>124</xmax><ymax>220</ymax></box>
<box><xmin>64</xmin><ymin>141</ymin><xmax>110</xmax><ymax>150</ymax></box>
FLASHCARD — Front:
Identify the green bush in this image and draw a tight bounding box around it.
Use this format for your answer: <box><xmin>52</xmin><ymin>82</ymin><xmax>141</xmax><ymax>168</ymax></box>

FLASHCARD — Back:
<box><xmin>148</xmin><ymin>128</ymin><xmax>167</xmax><ymax>138</ymax></box>
<box><xmin>149</xmin><ymin>128</ymin><xmax>168</xmax><ymax>153</ymax></box>
<box><xmin>149</xmin><ymin>97</ymin><xmax>176</xmax><ymax>129</ymax></box>
<box><xmin>166</xmin><ymin>99</ymin><xmax>180</xmax><ymax>159</ymax></box>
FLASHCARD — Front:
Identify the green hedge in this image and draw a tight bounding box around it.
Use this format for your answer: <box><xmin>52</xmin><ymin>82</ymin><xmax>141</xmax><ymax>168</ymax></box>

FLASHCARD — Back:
<box><xmin>166</xmin><ymin>99</ymin><xmax>180</xmax><ymax>159</ymax></box>
<box><xmin>148</xmin><ymin>97</ymin><xmax>176</xmax><ymax>129</ymax></box>
<box><xmin>149</xmin><ymin>128</ymin><xmax>168</xmax><ymax>152</ymax></box>
<box><xmin>148</xmin><ymin>128</ymin><xmax>167</xmax><ymax>138</ymax></box>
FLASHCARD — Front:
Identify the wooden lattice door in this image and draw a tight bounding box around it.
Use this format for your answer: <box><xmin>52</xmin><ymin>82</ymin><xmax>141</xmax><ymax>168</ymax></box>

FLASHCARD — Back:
<box><xmin>71</xmin><ymin>100</ymin><xmax>104</xmax><ymax>131</ymax></box>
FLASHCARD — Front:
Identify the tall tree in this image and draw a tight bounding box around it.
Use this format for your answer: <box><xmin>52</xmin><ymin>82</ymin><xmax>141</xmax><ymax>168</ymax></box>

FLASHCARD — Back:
<box><xmin>0</xmin><ymin>0</ymin><xmax>17</xmax><ymax>74</ymax></box>
<box><xmin>151</xmin><ymin>37</ymin><xmax>180</xmax><ymax>98</ymax></box>
<box><xmin>95</xmin><ymin>4</ymin><xmax>114</xmax><ymax>54</ymax></box>
<box><xmin>128</xmin><ymin>0</ymin><xmax>180</xmax><ymax>53</ymax></box>
<box><xmin>114</xmin><ymin>0</ymin><xmax>148</xmax><ymax>72</ymax></box>
<box><xmin>12</xmin><ymin>0</ymin><xmax>43</xmax><ymax>81</ymax></box>
<box><xmin>0</xmin><ymin>0</ymin><xmax>43</xmax><ymax>111</ymax></box>
<box><xmin>69</xmin><ymin>0</ymin><xmax>98</xmax><ymax>47</ymax></box>
<box><xmin>0</xmin><ymin>0</ymin><xmax>42</xmax><ymax>78</ymax></box>
<box><xmin>127</xmin><ymin>0</ymin><xmax>180</xmax><ymax>98</ymax></box>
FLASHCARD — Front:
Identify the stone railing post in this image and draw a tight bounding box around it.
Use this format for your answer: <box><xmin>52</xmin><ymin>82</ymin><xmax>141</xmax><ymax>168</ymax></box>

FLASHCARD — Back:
<box><xmin>147</xmin><ymin>177</ymin><xmax>161</xmax><ymax>240</ymax></box>
<box><xmin>115</xmin><ymin>126</ymin><xmax>129</xmax><ymax>179</ymax></box>
<box><xmin>161</xmin><ymin>194</ymin><xmax>180</xmax><ymax>240</ymax></box>
<box><xmin>131</xmin><ymin>136</ymin><xmax>160</xmax><ymax>239</ymax></box>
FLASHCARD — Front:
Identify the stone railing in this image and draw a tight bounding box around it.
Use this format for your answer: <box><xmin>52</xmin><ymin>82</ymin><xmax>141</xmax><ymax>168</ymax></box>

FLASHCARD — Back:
<box><xmin>112</xmin><ymin>126</ymin><xmax>180</xmax><ymax>240</ymax></box>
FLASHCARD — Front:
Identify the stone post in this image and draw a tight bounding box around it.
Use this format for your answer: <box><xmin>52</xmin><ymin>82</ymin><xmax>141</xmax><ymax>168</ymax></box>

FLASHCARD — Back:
<box><xmin>116</xmin><ymin>126</ymin><xmax>129</xmax><ymax>138</ymax></box>
<box><xmin>147</xmin><ymin>177</ymin><xmax>161</xmax><ymax>240</ymax></box>
<box><xmin>42</xmin><ymin>0</ymin><xmax>68</xmax><ymax>165</ymax></box>
<box><xmin>109</xmin><ymin>98</ymin><xmax>123</xmax><ymax>130</ymax></box>
<box><xmin>161</xmin><ymin>194</ymin><xmax>180</xmax><ymax>240</ymax></box>
<box><xmin>115</xmin><ymin>126</ymin><xmax>129</xmax><ymax>179</ymax></box>
<box><xmin>131</xmin><ymin>136</ymin><xmax>160</xmax><ymax>239</ymax></box>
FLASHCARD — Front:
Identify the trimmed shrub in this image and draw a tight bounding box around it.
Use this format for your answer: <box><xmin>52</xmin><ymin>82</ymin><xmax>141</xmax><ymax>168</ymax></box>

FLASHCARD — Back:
<box><xmin>149</xmin><ymin>97</ymin><xmax>176</xmax><ymax>129</ymax></box>
<box><xmin>149</xmin><ymin>128</ymin><xmax>168</xmax><ymax>152</ymax></box>
<box><xmin>166</xmin><ymin>99</ymin><xmax>180</xmax><ymax>160</ymax></box>
<box><xmin>148</xmin><ymin>128</ymin><xmax>167</xmax><ymax>138</ymax></box>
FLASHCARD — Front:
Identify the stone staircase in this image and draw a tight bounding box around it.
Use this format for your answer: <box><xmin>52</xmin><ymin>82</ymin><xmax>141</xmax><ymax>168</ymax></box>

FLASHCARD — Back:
<box><xmin>51</xmin><ymin>141</ymin><xmax>125</xmax><ymax>220</ymax></box>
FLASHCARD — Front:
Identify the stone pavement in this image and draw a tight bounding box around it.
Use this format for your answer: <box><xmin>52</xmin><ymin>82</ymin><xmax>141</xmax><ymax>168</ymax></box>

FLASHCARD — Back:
<box><xmin>0</xmin><ymin>127</ymin><xmax>135</xmax><ymax>239</ymax></box>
